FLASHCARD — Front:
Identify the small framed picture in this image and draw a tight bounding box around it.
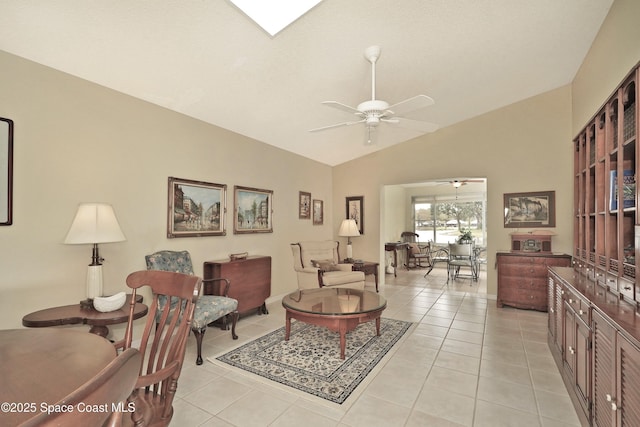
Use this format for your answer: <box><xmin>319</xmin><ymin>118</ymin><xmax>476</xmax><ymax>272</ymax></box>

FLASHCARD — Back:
<box><xmin>299</xmin><ymin>191</ymin><xmax>311</xmax><ymax>219</ymax></box>
<box><xmin>234</xmin><ymin>185</ymin><xmax>273</xmax><ymax>233</ymax></box>
<box><xmin>312</xmin><ymin>199</ymin><xmax>323</xmax><ymax>225</ymax></box>
<box><xmin>346</xmin><ymin>196</ymin><xmax>364</xmax><ymax>234</ymax></box>
<box><xmin>504</xmin><ymin>190</ymin><xmax>556</xmax><ymax>228</ymax></box>
<box><xmin>167</xmin><ymin>177</ymin><xmax>226</xmax><ymax>238</ymax></box>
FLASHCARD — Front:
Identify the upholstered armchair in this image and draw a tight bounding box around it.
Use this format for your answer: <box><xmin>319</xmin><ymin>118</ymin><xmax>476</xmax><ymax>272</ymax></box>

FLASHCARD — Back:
<box><xmin>291</xmin><ymin>241</ymin><xmax>365</xmax><ymax>290</ymax></box>
<box><xmin>145</xmin><ymin>250</ymin><xmax>239</xmax><ymax>365</ymax></box>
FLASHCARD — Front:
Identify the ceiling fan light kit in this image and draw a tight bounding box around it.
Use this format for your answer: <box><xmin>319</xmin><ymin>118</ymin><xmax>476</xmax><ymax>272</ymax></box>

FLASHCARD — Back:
<box><xmin>310</xmin><ymin>45</ymin><xmax>438</xmax><ymax>144</ymax></box>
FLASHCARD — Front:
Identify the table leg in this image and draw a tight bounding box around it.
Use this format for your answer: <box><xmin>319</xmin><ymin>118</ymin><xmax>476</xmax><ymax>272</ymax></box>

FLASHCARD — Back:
<box><xmin>373</xmin><ymin>266</ymin><xmax>379</xmax><ymax>292</ymax></box>
<box><xmin>339</xmin><ymin>322</ymin><xmax>347</xmax><ymax>359</ymax></box>
<box><xmin>375</xmin><ymin>317</ymin><xmax>381</xmax><ymax>336</ymax></box>
<box><xmin>285</xmin><ymin>313</ymin><xmax>291</xmax><ymax>341</ymax></box>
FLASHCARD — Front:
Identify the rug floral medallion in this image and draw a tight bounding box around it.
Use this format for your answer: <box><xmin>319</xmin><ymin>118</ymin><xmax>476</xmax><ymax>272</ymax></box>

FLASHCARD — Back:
<box><xmin>212</xmin><ymin>318</ymin><xmax>412</xmax><ymax>404</ymax></box>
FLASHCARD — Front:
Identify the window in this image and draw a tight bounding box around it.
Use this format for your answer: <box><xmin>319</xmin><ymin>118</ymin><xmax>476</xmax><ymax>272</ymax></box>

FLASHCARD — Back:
<box><xmin>413</xmin><ymin>194</ymin><xmax>486</xmax><ymax>245</ymax></box>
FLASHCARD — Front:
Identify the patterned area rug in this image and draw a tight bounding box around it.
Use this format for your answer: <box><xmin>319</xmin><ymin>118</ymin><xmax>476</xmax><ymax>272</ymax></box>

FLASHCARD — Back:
<box><xmin>209</xmin><ymin>318</ymin><xmax>412</xmax><ymax>404</ymax></box>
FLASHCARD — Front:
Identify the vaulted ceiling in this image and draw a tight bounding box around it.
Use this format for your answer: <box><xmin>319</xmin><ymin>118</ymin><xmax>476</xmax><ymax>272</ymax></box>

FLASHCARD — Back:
<box><xmin>0</xmin><ymin>1</ymin><xmax>613</xmax><ymax>165</ymax></box>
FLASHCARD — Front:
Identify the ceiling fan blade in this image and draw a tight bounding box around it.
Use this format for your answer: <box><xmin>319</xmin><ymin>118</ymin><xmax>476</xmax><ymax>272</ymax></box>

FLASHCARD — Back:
<box><xmin>386</xmin><ymin>95</ymin><xmax>435</xmax><ymax>116</ymax></box>
<box><xmin>321</xmin><ymin>101</ymin><xmax>363</xmax><ymax>116</ymax></box>
<box><xmin>383</xmin><ymin>117</ymin><xmax>439</xmax><ymax>133</ymax></box>
<box><xmin>309</xmin><ymin>119</ymin><xmax>365</xmax><ymax>132</ymax></box>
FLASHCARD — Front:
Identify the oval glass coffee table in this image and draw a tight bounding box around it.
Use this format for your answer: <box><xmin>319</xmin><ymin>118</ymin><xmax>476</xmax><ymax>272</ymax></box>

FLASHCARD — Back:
<box><xmin>282</xmin><ymin>287</ymin><xmax>387</xmax><ymax>359</ymax></box>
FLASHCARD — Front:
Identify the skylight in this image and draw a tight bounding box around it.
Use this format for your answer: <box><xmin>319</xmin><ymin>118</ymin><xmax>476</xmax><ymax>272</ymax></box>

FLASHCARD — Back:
<box><xmin>229</xmin><ymin>0</ymin><xmax>323</xmax><ymax>36</ymax></box>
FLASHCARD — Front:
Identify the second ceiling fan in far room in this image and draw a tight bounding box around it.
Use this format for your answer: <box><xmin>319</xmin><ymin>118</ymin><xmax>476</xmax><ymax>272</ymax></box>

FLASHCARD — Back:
<box><xmin>309</xmin><ymin>45</ymin><xmax>438</xmax><ymax>145</ymax></box>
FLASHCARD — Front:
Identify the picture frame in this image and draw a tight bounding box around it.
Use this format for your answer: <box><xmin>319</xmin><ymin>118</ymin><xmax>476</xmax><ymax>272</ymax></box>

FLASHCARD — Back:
<box><xmin>299</xmin><ymin>191</ymin><xmax>311</xmax><ymax>219</ymax></box>
<box><xmin>312</xmin><ymin>199</ymin><xmax>323</xmax><ymax>225</ymax></box>
<box><xmin>503</xmin><ymin>190</ymin><xmax>556</xmax><ymax>228</ymax></box>
<box><xmin>346</xmin><ymin>196</ymin><xmax>364</xmax><ymax>234</ymax></box>
<box><xmin>167</xmin><ymin>177</ymin><xmax>226</xmax><ymax>238</ymax></box>
<box><xmin>0</xmin><ymin>117</ymin><xmax>13</xmax><ymax>226</ymax></box>
<box><xmin>234</xmin><ymin>185</ymin><xmax>273</xmax><ymax>233</ymax></box>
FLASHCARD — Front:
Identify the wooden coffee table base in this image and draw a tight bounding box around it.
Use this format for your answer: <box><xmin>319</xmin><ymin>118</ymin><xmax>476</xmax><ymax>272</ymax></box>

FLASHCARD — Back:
<box><xmin>284</xmin><ymin>308</ymin><xmax>384</xmax><ymax>359</ymax></box>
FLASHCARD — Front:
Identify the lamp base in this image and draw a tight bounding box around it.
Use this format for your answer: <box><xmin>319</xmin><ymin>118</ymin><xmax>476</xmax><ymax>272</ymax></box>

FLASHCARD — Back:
<box><xmin>86</xmin><ymin>264</ymin><xmax>104</xmax><ymax>300</ymax></box>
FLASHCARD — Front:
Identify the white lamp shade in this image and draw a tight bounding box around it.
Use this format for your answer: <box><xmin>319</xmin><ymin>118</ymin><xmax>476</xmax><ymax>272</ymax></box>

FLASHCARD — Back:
<box><xmin>338</xmin><ymin>219</ymin><xmax>360</xmax><ymax>237</ymax></box>
<box><xmin>65</xmin><ymin>203</ymin><xmax>126</xmax><ymax>244</ymax></box>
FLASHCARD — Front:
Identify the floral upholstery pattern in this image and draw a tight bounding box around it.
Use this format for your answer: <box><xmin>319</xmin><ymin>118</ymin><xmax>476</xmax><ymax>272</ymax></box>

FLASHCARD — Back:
<box><xmin>145</xmin><ymin>250</ymin><xmax>238</xmax><ymax>329</ymax></box>
<box><xmin>145</xmin><ymin>250</ymin><xmax>239</xmax><ymax>364</ymax></box>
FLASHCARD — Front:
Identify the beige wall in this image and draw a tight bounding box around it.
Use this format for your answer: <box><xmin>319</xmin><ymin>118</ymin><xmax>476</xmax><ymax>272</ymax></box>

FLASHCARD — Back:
<box><xmin>572</xmin><ymin>0</ymin><xmax>640</xmax><ymax>134</ymax></box>
<box><xmin>332</xmin><ymin>87</ymin><xmax>574</xmax><ymax>295</ymax></box>
<box><xmin>0</xmin><ymin>51</ymin><xmax>333</xmax><ymax>331</ymax></box>
<box><xmin>1</xmin><ymin>0</ymin><xmax>638</xmax><ymax>330</ymax></box>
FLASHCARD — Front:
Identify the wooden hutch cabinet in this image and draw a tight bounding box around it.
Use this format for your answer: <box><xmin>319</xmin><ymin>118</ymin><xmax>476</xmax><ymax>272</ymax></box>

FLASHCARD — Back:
<box><xmin>573</xmin><ymin>65</ymin><xmax>637</xmax><ymax>299</ymax></box>
<box><xmin>203</xmin><ymin>255</ymin><xmax>271</xmax><ymax>316</ymax></box>
<box><xmin>547</xmin><ymin>63</ymin><xmax>640</xmax><ymax>426</ymax></box>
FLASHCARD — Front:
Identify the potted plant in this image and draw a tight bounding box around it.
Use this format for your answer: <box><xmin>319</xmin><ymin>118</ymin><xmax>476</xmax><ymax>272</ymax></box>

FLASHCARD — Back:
<box><xmin>457</xmin><ymin>229</ymin><xmax>473</xmax><ymax>244</ymax></box>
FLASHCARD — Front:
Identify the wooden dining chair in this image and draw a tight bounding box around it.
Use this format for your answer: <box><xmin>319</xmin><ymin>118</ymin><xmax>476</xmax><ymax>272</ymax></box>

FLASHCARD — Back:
<box><xmin>145</xmin><ymin>250</ymin><xmax>239</xmax><ymax>365</ymax></box>
<box><xmin>117</xmin><ymin>270</ymin><xmax>200</xmax><ymax>427</ymax></box>
<box><xmin>20</xmin><ymin>348</ymin><xmax>141</xmax><ymax>427</ymax></box>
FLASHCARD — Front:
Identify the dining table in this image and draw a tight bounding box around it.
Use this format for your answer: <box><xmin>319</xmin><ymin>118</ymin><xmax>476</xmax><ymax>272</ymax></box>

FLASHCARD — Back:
<box><xmin>0</xmin><ymin>328</ymin><xmax>116</xmax><ymax>426</ymax></box>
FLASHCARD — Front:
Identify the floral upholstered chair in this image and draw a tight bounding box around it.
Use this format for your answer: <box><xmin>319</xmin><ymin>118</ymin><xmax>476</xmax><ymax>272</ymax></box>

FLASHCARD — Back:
<box><xmin>145</xmin><ymin>250</ymin><xmax>239</xmax><ymax>365</ymax></box>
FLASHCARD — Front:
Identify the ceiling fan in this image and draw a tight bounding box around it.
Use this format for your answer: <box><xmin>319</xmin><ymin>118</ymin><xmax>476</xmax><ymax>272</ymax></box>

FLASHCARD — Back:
<box><xmin>309</xmin><ymin>45</ymin><xmax>438</xmax><ymax>144</ymax></box>
<box><xmin>437</xmin><ymin>179</ymin><xmax>486</xmax><ymax>187</ymax></box>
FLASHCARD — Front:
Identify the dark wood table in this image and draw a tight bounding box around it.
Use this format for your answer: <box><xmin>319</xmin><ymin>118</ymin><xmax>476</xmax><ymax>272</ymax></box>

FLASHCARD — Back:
<box><xmin>384</xmin><ymin>242</ymin><xmax>408</xmax><ymax>277</ymax></box>
<box><xmin>350</xmin><ymin>261</ymin><xmax>379</xmax><ymax>292</ymax></box>
<box><xmin>0</xmin><ymin>328</ymin><xmax>116</xmax><ymax>426</ymax></box>
<box><xmin>22</xmin><ymin>294</ymin><xmax>147</xmax><ymax>338</ymax></box>
<box><xmin>282</xmin><ymin>288</ymin><xmax>386</xmax><ymax>359</ymax></box>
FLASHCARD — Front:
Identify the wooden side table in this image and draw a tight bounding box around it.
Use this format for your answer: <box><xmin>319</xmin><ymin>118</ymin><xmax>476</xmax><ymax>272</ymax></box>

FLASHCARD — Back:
<box><xmin>351</xmin><ymin>261</ymin><xmax>379</xmax><ymax>292</ymax></box>
<box><xmin>22</xmin><ymin>294</ymin><xmax>147</xmax><ymax>338</ymax></box>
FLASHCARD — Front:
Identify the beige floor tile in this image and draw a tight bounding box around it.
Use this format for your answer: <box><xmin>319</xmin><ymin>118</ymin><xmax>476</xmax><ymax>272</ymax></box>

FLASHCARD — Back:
<box><xmin>477</xmin><ymin>376</ymin><xmax>538</xmax><ymax>414</ymax></box>
<box><xmin>474</xmin><ymin>400</ymin><xmax>542</xmax><ymax>427</ymax></box>
<box><xmin>216</xmin><ymin>389</ymin><xmax>292</xmax><ymax>427</ymax></box>
<box><xmin>172</xmin><ymin>269</ymin><xmax>580</xmax><ymax>427</ymax></box>
<box><xmin>340</xmin><ymin>394</ymin><xmax>411</xmax><ymax>427</ymax></box>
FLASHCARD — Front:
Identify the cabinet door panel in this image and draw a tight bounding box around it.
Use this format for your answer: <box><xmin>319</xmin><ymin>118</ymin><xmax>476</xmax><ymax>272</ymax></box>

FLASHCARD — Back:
<box><xmin>618</xmin><ymin>335</ymin><xmax>640</xmax><ymax>426</ymax></box>
<box><xmin>593</xmin><ymin>311</ymin><xmax>616</xmax><ymax>427</ymax></box>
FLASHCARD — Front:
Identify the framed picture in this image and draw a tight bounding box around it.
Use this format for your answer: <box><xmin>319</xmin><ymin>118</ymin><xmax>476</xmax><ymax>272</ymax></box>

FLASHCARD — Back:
<box><xmin>0</xmin><ymin>118</ymin><xmax>13</xmax><ymax>226</ymax></box>
<box><xmin>167</xmin><ymin>177</ymin><xmax>226</xmax><ymax>238</ymax></box>
<box><xmin>299</xmin><ymin>191</ymin><xmax>311</xmax><ymax>219</ymax></box>
<box><xmin>312</xmin><ymin>199</ymin><xmax>323</xmax><ymax>225</ymax></box>
<box><xmin>346</xmin><ymin>196</ymin><xmax>364</xmax><ymax>234</ymax></box>
<box><xmin>504</xmin><ymin>190</ymin><xmax>556</xmax><ymax>228</ymax></box>
<box><xmin>234</xmin><ymin>185</ymin><xmax>273</xmax><ymax>233</ymax></box>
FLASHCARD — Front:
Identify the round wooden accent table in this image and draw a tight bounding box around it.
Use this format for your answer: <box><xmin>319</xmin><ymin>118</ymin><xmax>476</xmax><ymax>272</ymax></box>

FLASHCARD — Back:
<box><xmin>0</xmin><ymin>328</ymin><xmax>116</xmax><ymax>425</ymax></box>
<box><xmin>22</xmin><ymin>294</ymin><xmax>148</xmax><ymax>337</ymax></box>
<box><xmin>282</xmin><ymin>287</ymin><xmax>386</xmax><ymax>359</ymax></box>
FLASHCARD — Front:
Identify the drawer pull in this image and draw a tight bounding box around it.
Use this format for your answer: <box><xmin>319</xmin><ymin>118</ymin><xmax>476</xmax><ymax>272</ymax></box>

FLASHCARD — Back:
<box><xmin>569</xmin><ymin>298</ymin><xmax>574</xmax><ymax>304</ymax></box>
<box><xmin>623</xmin><ymin>286</ymin><xmax>632</xmax><ymax>291</ymax></box>
<box><xmin>569</xmin><ymin>346</ymin><xmax>575</xmax><ymax>355</ymax></box>
<box><xmin>579</xmin><ymin>309</ymin><xmax>584</xmax><ymax>315</ymax></box>
<box><xmin>606</xmin><ymin>394</ymin><xmax>618</xmax><ymax>411</ymax></box>
<box><xmin>550</xmin><ymin>308</ymin><xmax>555</xmax><ymax>313</ymax></box>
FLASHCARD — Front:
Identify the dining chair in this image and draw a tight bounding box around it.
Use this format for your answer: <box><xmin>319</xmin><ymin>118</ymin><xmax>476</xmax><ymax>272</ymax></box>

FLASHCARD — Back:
<box><xmin>401</xmin><ymin>231</ymin><xmax>431</xmax><ymax>269</ymax></box>
<box><xmin>117</xmin><ymin>270</ymin><xmax>200</xmax><ymax>427</ymax></box>
<box><xmin>447</xmin><ymin>243</ymin><xmax>478</xmax><ymax>283</ymax></box>
<box><xmin>145</xmin><ymin>250</ymin><xmax>239</xmax><ymax>365</ymax></box>
<box><xmin>20</xmin><ymin>348</ymin><xmax>141</xmax><ymax>427</ymax></box>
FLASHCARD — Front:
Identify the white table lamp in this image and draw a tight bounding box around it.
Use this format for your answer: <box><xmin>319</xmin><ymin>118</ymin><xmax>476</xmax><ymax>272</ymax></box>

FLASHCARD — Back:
<box><xmin>64</xmin><ymin>203</ymin><xmax>126</xmax><ymax>301</ymax></box>
<box><xmin>338</xmin><ymin>219</ymin><xmax>360</xmax><ymax>261</ymax></box>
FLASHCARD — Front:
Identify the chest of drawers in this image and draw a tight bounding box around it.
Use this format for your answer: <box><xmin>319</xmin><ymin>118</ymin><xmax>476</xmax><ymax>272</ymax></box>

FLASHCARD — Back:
<box><xmin>497</xmin><ymin>252</ymin><xmax>571</xmax><ymax>311</ymax></box>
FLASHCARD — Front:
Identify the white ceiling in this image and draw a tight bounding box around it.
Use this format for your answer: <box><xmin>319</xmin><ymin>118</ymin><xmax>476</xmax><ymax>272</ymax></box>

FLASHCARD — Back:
<box><xmin>0</xmin><ymin>0</ymin><xmax>613</xmax><ymax>166</ymax></box>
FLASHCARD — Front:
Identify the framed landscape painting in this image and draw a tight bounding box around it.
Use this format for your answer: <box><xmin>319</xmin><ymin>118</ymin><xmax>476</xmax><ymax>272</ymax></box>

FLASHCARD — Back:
<box><xmin>167</xmin><ymin>177</ymin><xmax>226</xmax><ymax>238</ymax></box>
<box><xmin>234</xmin><ymin>185</ymin><xmax>273</xmax><ymax>233</ymax></box>
<box><xmin>503</xmin><ymin>190</ymin><xmax>555</xmax><ymax>228</ymax></box>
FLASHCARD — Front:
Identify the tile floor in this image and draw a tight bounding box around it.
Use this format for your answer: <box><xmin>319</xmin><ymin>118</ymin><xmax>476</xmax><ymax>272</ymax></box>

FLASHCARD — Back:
<box><xmin>171</xmin><ymin>266</ymin><xmax>581</xmax><ymax>427</ymax></box>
